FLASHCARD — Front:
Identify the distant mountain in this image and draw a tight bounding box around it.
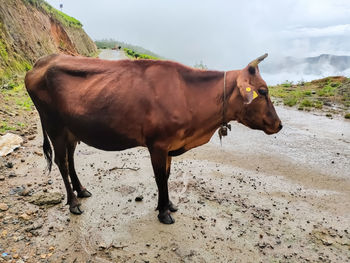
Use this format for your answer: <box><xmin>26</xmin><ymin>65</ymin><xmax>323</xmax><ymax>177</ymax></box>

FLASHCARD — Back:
<box><xmin>262</xmin><ymin>54</ymin><xmax>350</xmax><ymax>77</ymax></box>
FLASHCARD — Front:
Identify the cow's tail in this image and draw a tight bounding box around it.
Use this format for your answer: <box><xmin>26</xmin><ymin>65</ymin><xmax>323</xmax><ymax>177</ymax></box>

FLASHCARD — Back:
<box><xmin>41</xmin><ymin>122</ymin><xmax>53</xmax><ymax>173</ymax></box>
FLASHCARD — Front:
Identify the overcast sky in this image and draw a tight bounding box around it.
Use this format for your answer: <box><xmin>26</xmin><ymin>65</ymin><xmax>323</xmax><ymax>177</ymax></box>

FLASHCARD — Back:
<box><xmin>46</xmin><ymin>0</ymin><xmax>350</xmax><ymax>71</ymax></box>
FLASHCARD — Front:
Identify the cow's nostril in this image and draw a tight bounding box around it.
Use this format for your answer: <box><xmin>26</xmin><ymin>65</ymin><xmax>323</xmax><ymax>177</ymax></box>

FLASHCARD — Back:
<box><xmin>278</xmin><ymin>123</ymin><xmax>283</xmax><ymax>130</ymax></box>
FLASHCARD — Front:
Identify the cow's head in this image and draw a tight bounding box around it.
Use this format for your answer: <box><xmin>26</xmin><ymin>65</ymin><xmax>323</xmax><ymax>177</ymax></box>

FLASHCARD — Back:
<box><xmin>235</xmin><ymin>54</ymin><xmax>282</xmax><ymax>134</ymax></box>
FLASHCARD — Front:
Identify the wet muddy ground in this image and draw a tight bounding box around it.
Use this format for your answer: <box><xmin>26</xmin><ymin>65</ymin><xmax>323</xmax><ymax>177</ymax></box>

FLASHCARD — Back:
<box><xmin>1</xmin><ymin>51</ymin><xmax>350</xmax><ymax>262</ymax></box>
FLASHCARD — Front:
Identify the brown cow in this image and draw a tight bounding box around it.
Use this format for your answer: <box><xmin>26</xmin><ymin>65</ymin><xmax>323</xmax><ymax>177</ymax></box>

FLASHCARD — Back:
<box><xmin>25</xmin><ymin>53</ymin><xmax>282</xmax><ymax>224</ymax></box>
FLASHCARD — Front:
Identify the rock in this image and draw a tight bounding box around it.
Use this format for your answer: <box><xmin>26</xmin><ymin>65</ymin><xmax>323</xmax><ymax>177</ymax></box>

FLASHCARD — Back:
<box><xmin>0</xmin><ymin>176</ymin><xmax>5</xmax><ymax>181</ymax></box>
<box><xmin>19</xmin><ymin>188</ymin><xmax>31</xmax><ymax>196</ymax></box>
<box><xmin>25</xmin><ymin>223</ymin><xmax>43</xmax><ymax>232</ymax></box>
<box><xmin>19</xmin><ymin>213</ymin><xmax>31</xmax><ymax>221</ymax></box>
<box><xmin>8</xmin><ymin>173</ymin><xmax>16</xmax><ymax>178</ymax></box>
<box><xmin>1</xmin><ymin>230</ymin><xmax>7</xmax><ymax>237</ymax></box>
<box><xmin>0</xmin><ymin>203</ymin><xmax>9</xmax><ymax>211</ymax></box>
<box><xmin>98</xmin><ymin>243</ymin><xmax>107</xmax><ymax>250</ymax></box>
<box><xmin>5</xmin><ymin>162</ymin><xmax>13</xmax><ymax>168</ymax></box>
<box><xmin>0</xmin><ymin>133</ymin><xmax>23</xmax><ymax>157</ymax></box>
<box><xmin>321</xmin><ymin>237</ymin><xmax>333</xmax><ymax>246</ymax></box>
<box><xmin>10</xmin><ymin>186</ymin><xmax>25</xmax><ymax>195</ymax></box>
<box><xmin>28</xmin><ymin>192</ymin><xmax>64</xmax><ymax>206</ymax></box>
<box><xmin>135</xmin><ymin>195</ymin><xmax>143</xmax><ymax>202</ymax></box>
<box><xmin>48</xmin><ymin>179</ymin><xmax>53</xmax><ymax>185</ymax></box>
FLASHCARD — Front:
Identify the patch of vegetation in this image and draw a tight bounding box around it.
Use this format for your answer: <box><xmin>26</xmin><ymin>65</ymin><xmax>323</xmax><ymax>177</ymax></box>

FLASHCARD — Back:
<box><xmin>269</xmin><ymin>76</ymin><xmax>350</xmax><ymax>112</ymax></box>
<box><xmin>1</xmin><ymin>81</ymin><xmax>33</xmax><ymax>111</ymax></box>
<box><xmin>194</xmin><ymin>61</ymin><xmax>208</xmax><ymax>70</ymax></box>
<box><xmin>24</xmin><ymin>0</ymin><xmax>82</xmax><ymax>28</ymax></box>
<box><xmin>0</xmin><ymin>121</ymin><xmax>16</xmax><ymax>134</ymax></box>
<box><xmin>124</xmin><ymin>48</ymin><xmax>159</xmax><ymax>60</ymax></box>
<box><xmin>345</xmin><ymin>113</ymin><xmax>350</xmax><ymax>119</ymax></box>
<box><xmin>0</xmin><ymin>39</ymin><xmax>9</xmax><ymax>62</ymax></box>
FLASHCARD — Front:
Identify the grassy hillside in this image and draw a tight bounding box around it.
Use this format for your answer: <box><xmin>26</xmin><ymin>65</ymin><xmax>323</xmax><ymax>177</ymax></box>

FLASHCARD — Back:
<box><xmin>0</xmin><ymin>0</ymin><xmax>97</xmax><ymax>83</ymax></box>
<box><xmin>269</xmin><ymin>76</ymin><xmax>350</xmax><ymax>118</ymax></box>
<box><xmin>0</xmin><ymin>0</ymin><xmax>97</xmax><ymax>135</ymax></box>
<box><xmin>24</xmin><ymin>0</ymin><xmax>83</xmax><ymax>28</ymax></box>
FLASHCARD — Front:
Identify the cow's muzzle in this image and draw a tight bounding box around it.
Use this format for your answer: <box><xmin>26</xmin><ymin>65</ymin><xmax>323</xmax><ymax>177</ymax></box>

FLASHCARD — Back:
<box><xmin>263</xmin><ymin>121</ymin><xmax>283</xmax><ymax>135</ymax></box>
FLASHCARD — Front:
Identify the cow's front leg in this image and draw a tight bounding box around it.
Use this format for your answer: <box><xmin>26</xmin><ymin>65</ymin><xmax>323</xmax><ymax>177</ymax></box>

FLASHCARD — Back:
<box><xmin>149</xmin><ymin>147</ymin><xmax>175</xmax><ymax>224</ymax></box>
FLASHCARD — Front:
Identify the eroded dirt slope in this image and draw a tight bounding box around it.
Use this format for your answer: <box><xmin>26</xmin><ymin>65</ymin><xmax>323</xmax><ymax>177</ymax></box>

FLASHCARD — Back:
<box><xmin>0</xmin><ymin>0</ymin><xmax>97</xmax><ymax>81</ymax></box>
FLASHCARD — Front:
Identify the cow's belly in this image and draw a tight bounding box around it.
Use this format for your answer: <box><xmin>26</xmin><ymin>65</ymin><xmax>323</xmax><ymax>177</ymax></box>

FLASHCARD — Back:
<box><xmin>64</xmin><ymin>115</ymin><xmax>144</xmax><ymax>151</ymax></box>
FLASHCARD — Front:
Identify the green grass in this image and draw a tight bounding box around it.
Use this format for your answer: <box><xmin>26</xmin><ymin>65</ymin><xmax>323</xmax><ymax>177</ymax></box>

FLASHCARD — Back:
<box><xmin>1</xmin><ymin>82</ymin><xmax>34</xmax><ymax>111</ymax></box>
<box><xmin>269</xmin><ymin>76</ymin><xmax>350</xmax><ymax>111</ymax></box>
<box><xmin>0</xmin><ymin>122</ymin><xmax>16</xmax><ymax>134</ymax></box>
<box><xmin>123</xmin><ymin>48</ymin><xmax>159</xmax><ymax>60</ymax></box>
<box><xmin>25</xmin><ymin>0</ymin><xmax>82</xmax><ymax>28</ymax></box>
<box><xmin>345</xmin><ymin>113</ymin><xmax>350</xmax><ymax>119</ymax></box>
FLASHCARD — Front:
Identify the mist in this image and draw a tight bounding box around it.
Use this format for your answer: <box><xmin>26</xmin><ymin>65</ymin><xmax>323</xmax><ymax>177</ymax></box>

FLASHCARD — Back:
<box><xmin>46</xmin><ymin>0</ymin><xmax>350</xmax><ymax>83</ymax></box>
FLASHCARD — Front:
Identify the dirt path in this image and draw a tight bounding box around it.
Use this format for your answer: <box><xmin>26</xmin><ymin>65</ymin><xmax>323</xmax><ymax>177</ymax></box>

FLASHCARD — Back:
<box><xmin>0</xmin><ymin>51</ymin><xmax>349</xmax><ymax>262</ymax></box>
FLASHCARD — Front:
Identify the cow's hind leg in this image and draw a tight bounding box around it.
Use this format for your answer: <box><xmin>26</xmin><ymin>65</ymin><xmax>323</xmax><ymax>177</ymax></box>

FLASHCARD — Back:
<box><xmin>149</xmin><ymin>147</ymin><xmax>174</xmax><ymax>224</ymax></box>
<box><xmin>52</xmin><ymin>135</ymin><xmax>83</xmax><ymax>214</ymax></box>
<box><xmin>166</xmin><ymin>156</ymin><xmax>178</xmax><ymax>213</ymax></box>
<box><xmin>67</xmin><ymin>140</ymin><xmax>92</xmax><ymax>198</ymax></box>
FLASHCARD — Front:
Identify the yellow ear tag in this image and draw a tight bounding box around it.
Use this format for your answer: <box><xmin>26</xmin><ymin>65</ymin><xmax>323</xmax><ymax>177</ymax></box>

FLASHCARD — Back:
<box><xmin>246</xmin><ymin>87</ymin><xmax>251</xmax><ymax>92</ymax></box>
<box><xmin>253</xmin><ymin>90</ymin><xmax>258</xmax><ymax>100</ymax></box>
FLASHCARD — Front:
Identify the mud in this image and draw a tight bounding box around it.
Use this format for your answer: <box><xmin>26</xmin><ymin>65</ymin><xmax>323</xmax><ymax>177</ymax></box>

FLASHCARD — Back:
<box><xmin>0</xmin><ymin>50</ymin><xmax>349</xmax><ymax>262</ymax></box>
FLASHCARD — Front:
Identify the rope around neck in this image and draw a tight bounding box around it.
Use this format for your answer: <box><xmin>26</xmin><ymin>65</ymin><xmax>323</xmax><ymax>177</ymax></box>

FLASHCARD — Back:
<box><xmin>218</xmin><ymin>71</ymin><xmax>231</xmax><ymax>141</ymax></box>
<box><xmin>223</xmin><ymin>71</ymin><xmax>226</xmax><ymax>124</ymax></box>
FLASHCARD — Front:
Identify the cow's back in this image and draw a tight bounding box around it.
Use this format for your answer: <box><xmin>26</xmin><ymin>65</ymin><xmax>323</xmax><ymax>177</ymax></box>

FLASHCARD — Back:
<box><xmin>25</xmin><ymin>54</ymin><xmax>195</xmax><ymax>151</ymax></box>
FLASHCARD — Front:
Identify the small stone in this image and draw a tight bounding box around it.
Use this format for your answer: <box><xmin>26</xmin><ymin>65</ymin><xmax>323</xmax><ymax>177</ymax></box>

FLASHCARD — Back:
<box><xmin>19</xmin><ymin>213</ymin><xmax>31</xmax><ymax>221</ymax></box>
<box><xmin>48</xmin><ymin>179</ymin><xmax>53</xmax><ymax>185</ymax></box>
<box><xmin>10</xmin><ymin>186</ymin><xmax>24</xmax><ymax>195</ymax></box>
<box><xmin>19</xmin><ymin>189</ymin><xmax>30</xmax><ymax>196</ymax></box>
<box><xmin>1</xmin><ymin>230</ymin><xmax>7</xmax><ymax>237</ymax></box>
<box><xmin>0</xmin><ymin>203</ymin><xmax>9</xmax><ymax>211</ymax></box>
<box><xmin>5</xmin><ymin>162</ymin><xmax>13</xmax><ymax>168</ymax></box>
<box><xmin>12</xmin><ymin>254</ymin><xmax>19</xmax><ymax>259</ymax></box>
<box><xmin>0</xmin><ymin>176</ymin><xmax>5</xmax><ymax>181</ymax></box>
<box><xmin>49</xmin><ymin>246</ymin><xmax>55</xmax><ymax>251</ymax></box>
<box><xmin>98</xmin><ymin>243</ymin><xmax>107</xmax><ymax>250</ymax></box>
<box><xmin>40</xmin><ymin>254</ymin><xmax>46</xmax><ymax>259</ymax></box>
<box><xmin>8</xmin><ymin>173</ymin><xmax>16</xmax><ymax>178</ymax></box>
<box><xmin>135</xmin><ymin>195</ymin><xmax>143</xmax><ymax>202</ymax></box>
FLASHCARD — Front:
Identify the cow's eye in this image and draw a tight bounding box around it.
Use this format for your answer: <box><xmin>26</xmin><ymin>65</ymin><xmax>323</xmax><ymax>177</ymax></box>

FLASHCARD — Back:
<box><xmin>258</xmin><ymin>88</ymin><xmax>268</xmax><ymax>96</ymax></box>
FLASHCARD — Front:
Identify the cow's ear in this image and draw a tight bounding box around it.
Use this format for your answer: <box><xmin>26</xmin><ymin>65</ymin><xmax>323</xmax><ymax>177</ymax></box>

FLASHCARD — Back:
<box><xmin>238</xmin><ymin>86</ymin><xmax>258</xmax><ymax>104</ymax></box>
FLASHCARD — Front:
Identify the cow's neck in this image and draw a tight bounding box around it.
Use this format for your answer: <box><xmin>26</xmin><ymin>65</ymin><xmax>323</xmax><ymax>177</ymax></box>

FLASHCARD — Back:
<box><xmin>187</xmin><ymin>70</ymin><xmax>241</xmax><ymax>141</ymax></box>
<box><xmin>222</xmin><ymin>70</ymin><xmax>241</xmax><ymax>122</ymax></box>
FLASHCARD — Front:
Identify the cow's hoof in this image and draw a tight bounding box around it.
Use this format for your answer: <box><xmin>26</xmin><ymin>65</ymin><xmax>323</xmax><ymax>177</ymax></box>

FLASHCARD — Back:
<box><xmin>77</xmin><ymin>189</ymin><xmax>92</xmax><ymax>198</ymax></box>
<box><xmin>69</xmin><ymin>205</ymin><xmax>84</xmax><ymax>215</ymax></box>
<box><xmin>158</xmin><ymin>211</ymin><xmax>175</xmax><ymax>224</ymax></box>
<box><xmin>169</xmin><ymin>202</ymin><xmax>178</xmax><ymax>212</ymax></box>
